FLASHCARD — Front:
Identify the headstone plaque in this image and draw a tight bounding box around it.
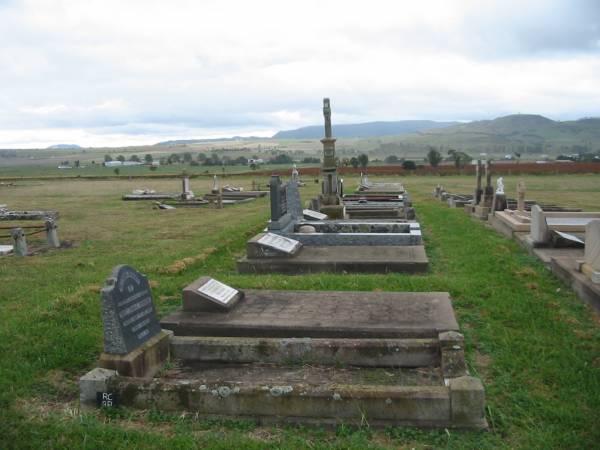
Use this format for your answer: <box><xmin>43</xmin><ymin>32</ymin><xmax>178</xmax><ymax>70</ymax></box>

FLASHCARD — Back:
<box><xmin>182</xmin><ymin>276</ymin><xmax>244</xmax><ymax>312</ymax></box>
<box><xmin>303</xmin><ymin>209</ymin><xmax>329</xmax><ymax>220</ymax></box>
<box><xmin>257</xmin><ymin>232</ymin><xmax>302</xmax><ymax>255</ymax></box>
<box><xmin>101</xmin><ymin>265</ymin><xmax>161</xmax><ymax>354</ymax></box>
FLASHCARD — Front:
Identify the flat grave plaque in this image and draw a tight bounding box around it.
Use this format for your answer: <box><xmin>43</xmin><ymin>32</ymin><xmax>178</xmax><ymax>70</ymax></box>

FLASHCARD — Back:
<box><xmin>303</xmin><ymin>209</ymin><xmax>329</xmax><ymax>221</ymax></box>
<box><xmin>183</xmin><ymin>276</ymin><xmax>244</xmax><ymax>312</ymax></box>
<box><xmin>101</xmin><ymin>265</ymin><xmax>161</xmax><ymax>355</ymax></box>
<box><xmin>257</xmin><ymin>232</ymin><xmax>302</xmax><ymax>255</ymax></box>
<box><xmin>199</xmin><ymin>279</ymin><xmax>238</xmax><ymax>305</ymax></box>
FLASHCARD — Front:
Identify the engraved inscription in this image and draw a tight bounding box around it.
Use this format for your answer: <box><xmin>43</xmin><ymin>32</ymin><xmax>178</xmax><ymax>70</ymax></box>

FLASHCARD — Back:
<box><xmin>198</xmin><ymin>278</ymin><xmax>238</xmax><ymax>305</ymax></box>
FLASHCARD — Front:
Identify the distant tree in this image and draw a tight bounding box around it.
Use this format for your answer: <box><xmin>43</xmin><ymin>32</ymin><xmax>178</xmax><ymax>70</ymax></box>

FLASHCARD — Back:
<box><xmin>74</xmin><ymin>160</ymin><xmax>80</xmax><ymax>168</ymax></box>
<box><xmin>384</xmin><ymin>155</ymin><xmax>399</xmax><ymax>164</ymax></box>
<box><xmin>183</xmin><ymin>152</ymin><xmax>193</xmax><ymax>163</ymax></box>
<box><xmin>144</xmin><ymin>154</ymin><xmax>153</xmax><ymax>163</ymax></box>
<box><xmin>350</xmin><ymin>157</ymin><xmax>359</xmax><ymax>168</ymax></box>
<box><xmin>113</xmin><ymin>168</ymin><xmax>120</xmax><ymax>176</ymax></box>
<box><xmin>357</xmin><ymin>153</ymin><xmax>369</xmax><ymax>169</ymax></box>
<box><xmin>197</xmin><ymin>153</ymin><xmax>207</xmax><ymax>162</ymax></box>
<box><xmin>104</xmin><ymin>154</ymin><xmax>112</xmax><ymax>162</ymax></box>
<box><xmin>514</xmin><ymin>152</ymin><xmax>521</xmax><ymax>164</ymax></box>
<box><xmin>426</xmin><ymin>147</ymin><xmax>442</xmax><ymax>167</ymax></box>
<box><xmin>234</xmin><ymin>156</ymin><xmax>248</xmax><ymax>165</ymax></box>
<box><xmin>402</xmin><ymin>160</ymin><xmax>417</xmax><ymax>170</ymax></box>
<box><xmin>341</xmin><ymin>157</ymin><xmax>350</xmax><ymax>167</ymax></box>
<box><xmin>130</xmin><ymin>154</ymin><xmax>140</xmax><ymax>162</ymax></box>
<box><xmin>447</xmin><ymin>149</ymin><xmax>471</xmax><ymax>169</ymax></box>
<box><xmin>269</xmin><ymin>153</ymin><xmax>294</xmax><ymax>164</ymax></box>
<box><xmin>302</xmin><ymin>157</ymin><xmax>320</xmax><ymax>164</ymax></box>
<box><xmin>60</xmin><ymin>160</ymin><xmax>70</xmax><ymax>166</ymax></box>
<box><xmin>116</xmin><ymin>155</ymin><xmax>126</xmax><ymax>162</ymax></box>
<box><xmin>250</xmin><ymin>163</ymin><xmax>257</xmax><ymax>170</ymax></box>
<box><xmin>149</xmin><ymin>165</ymin><xmax>158</xmax><ymax>171</ymax></box>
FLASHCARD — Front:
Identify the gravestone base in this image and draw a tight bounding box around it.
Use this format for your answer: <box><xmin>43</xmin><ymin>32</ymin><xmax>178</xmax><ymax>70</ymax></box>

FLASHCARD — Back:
<box><xmin>550</xmin><ymin>256</ymin><xmax>600</xmax><ymax>313</ymax></box>
<box><xmin>99</xmin><ymin>329</ymin><xmax>172</xmax><ymax>378</ymax></box>
<box><xmin>472</xmin><ymin>205</ymin><xmax>491</xmax><ymax>220</ymax></box>
<box><xmin>319</xmin><ymin>204</ymin><xmax>345</xmax><ymax>219</ymax></box>
<box><xmin>237</xmin><ymin>245</ymin><xmax>428</xmax><ymax>274</ymax></box>
<box><xmin>463</xmin><ymin>204</ymin><xmax>475</xmax><ymax>214</ymax></box>
<box><xmin>487</xmin><ymin>214</ymin><xmax>517</xmax><ymax>239</ymax></box>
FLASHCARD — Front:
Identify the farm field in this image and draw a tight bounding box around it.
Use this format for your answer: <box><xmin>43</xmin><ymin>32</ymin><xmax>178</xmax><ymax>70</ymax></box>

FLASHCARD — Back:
<box><xmin>0</xmin><ymin>174</ymin><xmax>599</xmax><ymax>449</ymax></box>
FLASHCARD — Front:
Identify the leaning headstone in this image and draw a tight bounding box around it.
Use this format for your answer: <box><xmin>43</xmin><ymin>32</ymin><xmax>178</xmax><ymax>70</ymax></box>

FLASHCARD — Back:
<box><xmin>45</xmin><ymin>219</ymin><xmax>60</xmax><ymax>248</ymax></box>
<box><xmin>583</xmin><ymin>220</ymin><xmax>600</xmax><ymax>283</ymax></box>
<box><xmin>101</xmin><ymin>265</ymin><xmax>161</xmax><ymax>355</ymax></box>
<box><xmin>183</xmin><ymin>277</ymin><xmax>244</xmax><ymax>312</ymax></box>
<box><xmin>530</xmin><ymin>205</ymin><xmax>550</xmax><ymax>244</ymax></box>
<box><xmin>11</xmin><ymin>228</ymin><xmax>27</xmax><ymax>256</ymax></box>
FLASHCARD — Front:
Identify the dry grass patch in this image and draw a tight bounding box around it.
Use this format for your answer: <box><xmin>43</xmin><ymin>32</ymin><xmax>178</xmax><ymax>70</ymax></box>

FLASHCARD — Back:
<box><xmin>159</xmin><ymin>247</ymin><xmax>217</xmax><ymax>274</ymax></box>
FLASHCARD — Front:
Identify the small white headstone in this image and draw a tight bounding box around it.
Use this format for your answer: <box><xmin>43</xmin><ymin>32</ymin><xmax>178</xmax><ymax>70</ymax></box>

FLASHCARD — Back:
<box><xmin>0</xmin><ymin>245</ymin><xmax>13</xmax><ymax>255</ymax></box>
<box><xmin>303</xmin><ymin>209</ymin><xmax>329</xmax><ymax>221</ymax></box>
<box><xmin>257</xmin><ymin>233</ymin><xmax>302</xmax><ymax>255</ymax></box>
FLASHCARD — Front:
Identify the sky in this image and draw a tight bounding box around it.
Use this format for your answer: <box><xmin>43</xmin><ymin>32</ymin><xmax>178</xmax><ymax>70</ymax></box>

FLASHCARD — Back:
<box><xmin>0</xmin><ymin>0</ymin><xmax>599</xmax><ymax>148</ymax></box>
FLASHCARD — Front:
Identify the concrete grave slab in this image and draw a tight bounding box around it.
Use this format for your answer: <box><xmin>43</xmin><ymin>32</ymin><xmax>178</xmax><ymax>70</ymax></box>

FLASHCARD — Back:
<box><xmin>238</xmin><ymin>244</ymin><xmax>428</xmax><ymax>274</ymax></box>
<box><xmin>161</xmin><ymin>290</ymin><xmax>457</xmax><ymax>339</ymax></box>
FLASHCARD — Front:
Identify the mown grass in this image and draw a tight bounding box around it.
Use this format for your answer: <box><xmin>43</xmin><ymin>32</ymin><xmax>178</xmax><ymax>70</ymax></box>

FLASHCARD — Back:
<box><xmin>0</xmin><ymin>174</ymin><xmax>599</xmax><ymax>449</ymax></box>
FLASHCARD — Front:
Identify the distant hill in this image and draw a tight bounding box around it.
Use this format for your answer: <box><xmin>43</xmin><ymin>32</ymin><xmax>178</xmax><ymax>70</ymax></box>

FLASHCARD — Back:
<box><xmin>397</xmin><ymin>114</ymin><xmax>600</xmax><ymax>152</ymax></box>
<box><xmin>155</xmin><ymin>136</ymin><xmax>263</xmax><ymax>146</ymax></box>
<box><xmin>46</xmin><ymin>144</ymin><xmax>82</xmax><ymax>149</ymax></box>
<box><xmin>273</xmin><ymin>120</ymin><xmax>459</xmax><ymax>139</ymax></box>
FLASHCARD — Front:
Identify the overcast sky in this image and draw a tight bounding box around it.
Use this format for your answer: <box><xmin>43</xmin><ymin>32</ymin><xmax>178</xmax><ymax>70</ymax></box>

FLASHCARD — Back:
<box><xmin>1</xmin><ymin>0</ymin><xmax>599</xmax><ymax>148</ymax></box>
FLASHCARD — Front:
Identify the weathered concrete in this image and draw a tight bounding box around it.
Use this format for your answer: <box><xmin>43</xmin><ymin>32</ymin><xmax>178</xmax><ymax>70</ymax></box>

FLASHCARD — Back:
<box><xmin>550</xmin><ymin>256</ymin><xmax>600</xmax><ymax>313</ymax></box>
<box><xmin>161</xmin><ymin>290</ymin><xmax>458</xmax><ymax>339</ymax></box>
<box><xmin>79</xmin><ymin>367</ymin><xmax>118</xmax><ymax>409</ymax></box>
<box><xmin>439</xmin><ymin>331</ymin><xmax>467</xmax><ymax>378</ymax></box>
<box><xmin>99</xmin><ymin>329</ymin><xmax>172</xmax><ymax>378</ymax></box>
<box><xmin>170</xmin><ymin>336</ymin><xmax>440</xmax><ymax>367</ymax></box>
<box><xmin>448</xmin><ymin>376</ymin><xmax>487</xmax><ymax>428</ymax></box>
<box><xmin>238</xmin><ymin>244</ymin><xmax>428</xmax><ymax>274</ymax></box>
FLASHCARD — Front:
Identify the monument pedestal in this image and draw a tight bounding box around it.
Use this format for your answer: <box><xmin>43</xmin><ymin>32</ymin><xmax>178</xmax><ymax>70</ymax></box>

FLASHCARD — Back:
<box><xmin>472</xmin><ymin>205</ymin><xmax>491</xmax><ymax>220</ymax></box>
<box><xmin>99</xmin><ymin>329</ymin><xmax>172</xmax><ymax>378</ymax></box>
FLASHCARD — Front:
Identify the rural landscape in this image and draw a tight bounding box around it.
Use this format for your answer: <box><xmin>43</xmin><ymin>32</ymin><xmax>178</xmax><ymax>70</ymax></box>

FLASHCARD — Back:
<box><xmin>2</xmin><ymin>1</ymin><xmax>600</xmax><ymax>449</ymax></box>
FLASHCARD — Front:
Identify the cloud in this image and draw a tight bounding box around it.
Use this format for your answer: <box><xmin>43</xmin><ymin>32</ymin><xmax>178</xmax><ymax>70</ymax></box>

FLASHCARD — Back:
<box><xmin>0</xmin><ymin>0</ymin><xmax>599</xmax><ymax>147</ymax></box>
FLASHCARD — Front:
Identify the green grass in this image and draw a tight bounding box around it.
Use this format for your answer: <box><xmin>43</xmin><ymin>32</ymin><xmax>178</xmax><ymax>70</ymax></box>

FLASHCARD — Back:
<box><xmin>0</xmin><ymin>174</ymin><xmax>599</xmax><ymax>448</ymax></box>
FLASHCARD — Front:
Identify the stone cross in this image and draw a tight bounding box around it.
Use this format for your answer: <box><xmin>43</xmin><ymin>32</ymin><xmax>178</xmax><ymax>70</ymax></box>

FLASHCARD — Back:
<box><xmin>11</xmin><ymin>227</ymin><xmax>27</xmax><ymax>256</ymax></box>
<box><xmin>101</xmin><ymin>265</ymin><xmax>161</xmax><ymax>355</ymax></box>
<box><xmin>323</xmin><ymin>98</ymin><xmax>332</xmax><ymax>139</ymax></box>
<box><xmin>517</xmin><ymin>181</ymin><xmax>526</xmax><ymax>212</ymax></box>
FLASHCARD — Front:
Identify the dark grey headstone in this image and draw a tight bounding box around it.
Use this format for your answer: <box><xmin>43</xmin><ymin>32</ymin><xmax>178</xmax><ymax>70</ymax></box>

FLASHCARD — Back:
<box><xmin>286</xmin><ymin>181</ymin><xmax>303</xmax><ymax>220</ymax></box>
<box><xmin>101</xmin><ymin>265</ymin><xmax>161</xmax><ymax>354</ymax></box>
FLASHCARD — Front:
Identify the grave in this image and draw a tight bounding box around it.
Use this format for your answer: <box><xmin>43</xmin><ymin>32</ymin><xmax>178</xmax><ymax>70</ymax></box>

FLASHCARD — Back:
<box><xmin>550</xmin><ymin>220</ymin><xmax>600</xmax><ymax>313</ymax></box>
<box><xmin>345</xmin><ymin>173</ymin><xmax>414</xmax><ymax>219</ymax></box>
<box><xmin>79</xmin><ymin>265</ymin><xmax>172</xmax><ymax>408</ymax></box>
<box><xmin>83</xmin><ymin>274</ymin><xmax>486</xmax><ymax>429</ymax></box>
<box><xmin>237</xmin><ymin>175</ymin><xmax>428</xmax><ymax>273</ymax></box>
<box><xmin>0</xmin><ymin>209</ymin><xmax>61</xmax><ymax>254</ymax></box>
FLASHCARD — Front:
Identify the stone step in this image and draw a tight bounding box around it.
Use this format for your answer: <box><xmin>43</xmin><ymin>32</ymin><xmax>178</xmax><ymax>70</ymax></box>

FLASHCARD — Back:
<box><xmin>170</xmin><ymin>336</ymin><xmax>440</xmax><ymax>368</ymax></box>
<box><xmin>106</xmin><ymin>362</ymin><xmax>486</xmax><ymax>428</ymax></box>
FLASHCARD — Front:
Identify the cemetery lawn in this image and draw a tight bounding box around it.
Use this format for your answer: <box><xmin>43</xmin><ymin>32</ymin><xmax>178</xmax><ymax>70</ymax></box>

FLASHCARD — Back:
<box><xmin>1</xmin><ymin>174</ymin><xmax>599</xmax><ymax>449</ymax></box>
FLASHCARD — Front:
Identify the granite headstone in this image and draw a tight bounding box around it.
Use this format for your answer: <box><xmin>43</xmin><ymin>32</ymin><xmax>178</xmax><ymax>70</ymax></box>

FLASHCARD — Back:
<box><xmin>101</xmin><ymin>265</ymin><xmax>161</xmax><ymax>355</ymax></box>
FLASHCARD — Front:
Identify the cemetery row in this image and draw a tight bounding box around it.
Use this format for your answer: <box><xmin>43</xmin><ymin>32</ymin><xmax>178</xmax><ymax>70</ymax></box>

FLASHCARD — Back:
<box><xmin>74</xmin><ymin>99</ymin><xmax>488</xmax><ymax>429</ymax></box>
<box><xmin>434</xmin><ymin>161</ymin><xmax>600</xmax><ymax>313</ymax></box>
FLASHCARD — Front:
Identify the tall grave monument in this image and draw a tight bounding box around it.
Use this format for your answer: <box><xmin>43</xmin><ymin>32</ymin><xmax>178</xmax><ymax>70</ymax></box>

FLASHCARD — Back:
<box><xmin>317</xmin><ymin>98</ymin><xmax>345</xmax><ymax>219</ymax></box>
